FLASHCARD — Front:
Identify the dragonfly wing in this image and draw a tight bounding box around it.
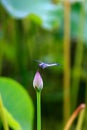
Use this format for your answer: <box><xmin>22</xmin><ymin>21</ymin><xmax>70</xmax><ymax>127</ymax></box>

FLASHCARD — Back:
<box><xmin>34</xmin><ymin>60</ymin><xmax>42</xmax><ymax>63</ymax></box>
<box><xmin>40</xmin><ymin>63</ymin><xmax>59</xmax><ymax>69</ymax></box>
<box><xmin>47</xmin><ymin>63</ymin><xmax>60</xmax><ymax>67</ymax></box>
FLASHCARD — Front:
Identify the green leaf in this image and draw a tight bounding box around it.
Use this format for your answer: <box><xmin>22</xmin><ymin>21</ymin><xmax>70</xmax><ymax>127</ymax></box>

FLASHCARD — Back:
<box><xmin>0</xmin><ymin>78</ymin><xmax>34</xmax><ymax>130</ymax></box>
<box><xmin>1</xmin><ymin>0</ymin><xmax>87</xmax><ymax>41</ymax></box>
<box><xmin>0</xmin><ymin>0</ymin><xmax>63</xmax><ymax>29</ymax></box>
<box><xmin>0</xmin><ymin>0</ymin><xmax>35</xmax><ymax>18</ymax></box>
<box><xmin>0</xmin><ymin>0</ymin><xmax>62</xmax><ymax>30</ymax></box>
<box><xmin>0</xmin><ymin>0</ymin><xmax>52</xmax><ymax>18</ymax></box>
<box><xmin>41</xmin><ymin>4</ymin><xmax>63</xmax><ymax>30</ymax></box>
<box><xmin>4</xmin><ymin>107</ymin><xmax>22</xmax><ymax>130</ymax></box>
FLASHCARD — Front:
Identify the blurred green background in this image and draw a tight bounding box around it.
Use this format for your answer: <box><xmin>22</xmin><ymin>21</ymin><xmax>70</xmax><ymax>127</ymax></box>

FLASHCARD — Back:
<box><xmin>0</xmin><ymin>0</ymin><xmax>87</xmax><ymax>130</ymax></box>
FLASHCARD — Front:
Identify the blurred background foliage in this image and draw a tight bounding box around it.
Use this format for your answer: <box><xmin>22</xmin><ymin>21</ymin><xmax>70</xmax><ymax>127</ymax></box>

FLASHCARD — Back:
<box><xmin>0</xmin><ymin>0</ymin><xmax>87</xmax><ymax>130</ymax></box>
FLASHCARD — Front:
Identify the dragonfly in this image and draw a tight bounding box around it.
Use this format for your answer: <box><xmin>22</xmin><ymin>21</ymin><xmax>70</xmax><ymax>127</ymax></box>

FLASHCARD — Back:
<box><xmin>34</xmin><ymin>60</ymin><xmax>60</xmax><ymax>69</ymax></box>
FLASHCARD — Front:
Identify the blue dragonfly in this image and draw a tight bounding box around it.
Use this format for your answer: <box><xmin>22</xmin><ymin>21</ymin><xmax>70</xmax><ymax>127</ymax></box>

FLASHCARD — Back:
<box><xmin>34</xmin><ymin>60</ymin><xmax>60</xmax><ymax>69</ymax></box>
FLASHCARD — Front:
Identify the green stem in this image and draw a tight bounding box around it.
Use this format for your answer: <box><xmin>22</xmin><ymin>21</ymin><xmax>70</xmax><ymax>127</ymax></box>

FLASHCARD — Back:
<box><xmin>64</xmin><ymin>104</ymin><xmax>85</xmax><ymax>130</ymax></box>
<box><xmin>37</xmin><ymin>91</ymin><xmax>41</xmax><ymax>130</ymax></box>
<box><xmin>14</xmin><ymin>20</ymin><xmax>28</xmax><ymax>86</ymax></box>
<box><xmin>71</xmin><ymin>1</ymin><xmax>85</xmax><ymax>112</ymax></box>
<box><xmin>76</xmin><ymin>107</ymin><xmax>85</xmax><ymax>130</ymax></box>
<box><xmin>64</xmin><ymin>0</ymin><xmax>71</xmax><ymax>123</ymax></box>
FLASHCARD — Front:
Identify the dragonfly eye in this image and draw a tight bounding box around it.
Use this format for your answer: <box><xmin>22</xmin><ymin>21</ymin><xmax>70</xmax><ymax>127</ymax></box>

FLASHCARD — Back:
<box><xmin>39</xmin><ymin>63</ymin><xmax>47</xmax><ymax>69</ymax></box>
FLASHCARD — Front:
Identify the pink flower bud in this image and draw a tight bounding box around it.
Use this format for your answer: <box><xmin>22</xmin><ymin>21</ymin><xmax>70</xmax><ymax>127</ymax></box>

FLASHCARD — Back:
<box><xmin>33</xmin><ymin>71</ymin><xmax>43</xmax><ymax>91</ymax></box>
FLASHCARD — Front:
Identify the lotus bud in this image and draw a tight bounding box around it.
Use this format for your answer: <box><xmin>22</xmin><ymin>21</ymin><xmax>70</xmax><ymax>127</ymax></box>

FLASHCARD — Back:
<box><xmin>33</xmin><ymin>71</ymin><xmax>43</xmax><ymax>91</ymax></box>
